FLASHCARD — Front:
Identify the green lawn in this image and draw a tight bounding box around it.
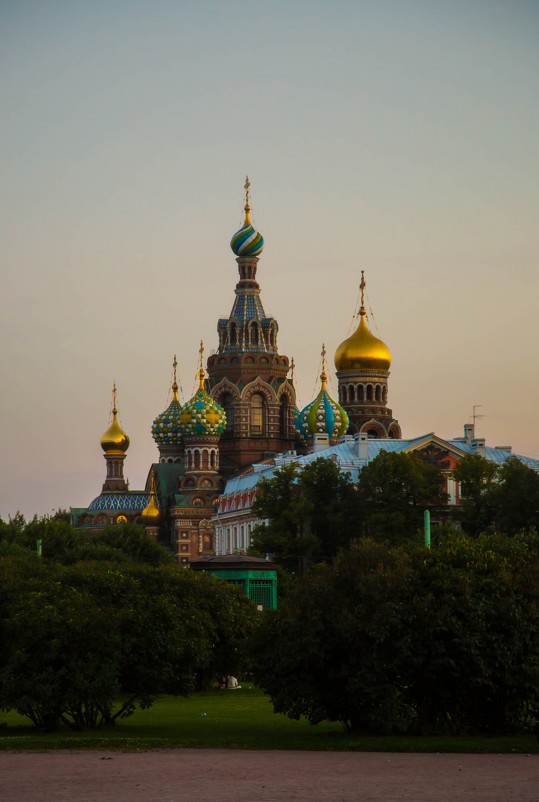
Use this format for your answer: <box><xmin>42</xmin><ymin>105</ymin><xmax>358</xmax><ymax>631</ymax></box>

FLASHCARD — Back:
<box><xmin>1</xmin><ymin>685</ymin><xmax>537</xmax><ymax>753</ymax></box>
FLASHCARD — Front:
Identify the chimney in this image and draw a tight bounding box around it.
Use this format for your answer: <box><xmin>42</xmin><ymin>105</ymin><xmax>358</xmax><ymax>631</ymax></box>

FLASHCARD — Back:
<box><xmin>471</xmin><ymin>438</ymin><xmax>486</xmax><ymax>457</ymax></box>
<box><xmin>464</xmin><ymin>423</ymin><xmax>474</xmax><ymax>445</ymax></box>
<box><xmin>355</xmin><ymin>431</ymin><xmax>369</xmax><ymax>461</ymax></box>
<box><xmin>312</xmin><ymin>433</ymin><xmax>330</xmax><ymax>453</ymax></box>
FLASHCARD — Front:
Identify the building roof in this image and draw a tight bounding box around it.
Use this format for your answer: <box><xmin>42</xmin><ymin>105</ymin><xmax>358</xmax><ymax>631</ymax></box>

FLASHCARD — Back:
<box><xmin>219</xmin><ymin>431</ymin><xmax>539</xmax><ymax>497</ymax></box>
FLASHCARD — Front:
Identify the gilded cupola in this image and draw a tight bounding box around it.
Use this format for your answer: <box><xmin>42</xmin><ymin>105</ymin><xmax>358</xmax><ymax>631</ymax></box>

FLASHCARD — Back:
<box><xmin>334</xmin><ymin>272</ymin><xmax>391</xmax><ymax>372</ymax></box>
<box><xmin>230</xmin><ymin>176</ymin><xmax>264</xmax><ymax>257</ymax></box>
<box><xmin>101</xmin><ymin>383</ymin><xmax>130</xmax><ymax>454</ymax></box>
<box><xmin>180</xmin><ymin>342</ymin><xmax>226</xmax><ymax>439</ymax></box>
<box><xmin>152</xmin><ymin>356</ymin><xmax>184</xmax><ymax>450</ymax></box>
<box><xmin>299</xmin><ymin>346</ymin><xmax>349</xmax><ymax>439</ymax></box>
<box><xmin>141</xmin><ymin>470</ymin><xmax>160</xmax><ymax>525</ymax></box>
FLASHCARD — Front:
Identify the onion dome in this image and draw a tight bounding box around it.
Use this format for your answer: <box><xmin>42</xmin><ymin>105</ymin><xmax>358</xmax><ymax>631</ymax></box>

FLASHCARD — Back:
<box><xmin>141</xmin><ymin>471</ymin><xmax>160</xmax><ymax>525</ymax></box>
<box><xmin>334</xmin><ymin>272</ymin><xmax>391</xmax><ymax>372</ymax></box>
<box><xmin>230</xmin><ymin>176</ymin><xmax>264</xmax><ymax>257</ymax></box>
<box><xmin>101</xmin><ymin>383</ymin><xmax>130</xmax><ymax>454</ymax></box>
<box><xmin>151</xmin><ymin>355</ymin><xmax>183</xmax><ymax>448</ymax></box>
<box><xmin>300</xmin><ymin>346</ymin><xmax>349</xmax><ymax>438</ymax></box>
<box><xmin>180</xmin><ymin>342</ymin><xmax>226</xmax><ymax>439</ymax></box>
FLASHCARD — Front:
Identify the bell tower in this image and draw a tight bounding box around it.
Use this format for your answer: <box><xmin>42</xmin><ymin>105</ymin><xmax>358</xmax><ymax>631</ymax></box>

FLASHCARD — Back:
<box><xmin>334</xmin><ymin>272</ymin><xmax>401</xmax><ymax>438</ymax></box>
<box><xmin>207</xmin><ymin>178</ymin><xmax>296</xmax><ymax>474</ymax></box>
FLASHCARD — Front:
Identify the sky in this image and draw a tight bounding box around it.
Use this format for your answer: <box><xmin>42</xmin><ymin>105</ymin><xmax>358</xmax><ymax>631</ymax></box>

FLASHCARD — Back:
<box><xmin>1</xmin><ymin>0</ymin><xmax>538</xmax><ymax>520</ymax></box>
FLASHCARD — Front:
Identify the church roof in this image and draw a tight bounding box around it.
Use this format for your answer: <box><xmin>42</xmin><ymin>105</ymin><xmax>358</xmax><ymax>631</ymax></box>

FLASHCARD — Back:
<box><xmin>88</xmin><ymin>492</ymin><xmax>149</xmax><ymax>510</ymax></box>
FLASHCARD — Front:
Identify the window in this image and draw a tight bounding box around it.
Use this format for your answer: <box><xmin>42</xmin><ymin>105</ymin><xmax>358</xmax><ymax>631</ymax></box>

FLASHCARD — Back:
<box><xmin>251</xmin><ymin>394</ymin><xmax>264</xmax><ymax>435</ymax></box>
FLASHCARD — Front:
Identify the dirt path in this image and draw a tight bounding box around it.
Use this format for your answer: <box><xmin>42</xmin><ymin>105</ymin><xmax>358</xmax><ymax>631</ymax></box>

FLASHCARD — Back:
<box><xmin>1</xmin><ymin>749</ymin><xmax>537</xmax><ymax>801</ymax></box>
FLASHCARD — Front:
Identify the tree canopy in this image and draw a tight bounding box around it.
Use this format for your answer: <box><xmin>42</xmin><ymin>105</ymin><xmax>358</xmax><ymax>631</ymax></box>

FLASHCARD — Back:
<box><xmin>252</xmin><ymin>531</ymin><xmax>539</xmax><ymax>735</ymax></box>
<box><xmin>250</xmin><ymin>457</ymin><xmax>359</xmax><ymax>572</ymax></box>
<box><xmin>357</xmin><ymin>450</ymin><xmax>447</xmax><ymax>543</ymax></box>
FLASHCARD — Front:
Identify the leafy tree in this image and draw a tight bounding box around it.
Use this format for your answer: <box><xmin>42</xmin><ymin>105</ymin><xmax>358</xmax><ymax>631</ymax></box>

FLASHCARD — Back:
<box><xmin>250</xmin><ymin>458</ymin><xmax>359</xmax><ymax>572</ymax></box>
<box><xmin>0</xmin><ymin>515</ymin><xmax>173</xmax><ymax>566</ymax></box>
<box><xmin>357</xmin><ymin>450</ymin><xmax>447</xmax><ymax>543</ymax></box>
<box><xmin>490</xmin><ymin>457</ymin><xmax>539</xmax><ymax>534</ymax></box>
<box><xmin>452</xmin><ymin>453</ymin><xmax>499</xmax><ymax>535</ymax></box>
<box><xmin>253</xmin><ymin>532</ymin><xmax>539</xmax><ymax>734</ymax></box>
<box><xmin>0</xmin><ymin>557</ymin><xmax>258</xmax><ymax>730</ymax></box>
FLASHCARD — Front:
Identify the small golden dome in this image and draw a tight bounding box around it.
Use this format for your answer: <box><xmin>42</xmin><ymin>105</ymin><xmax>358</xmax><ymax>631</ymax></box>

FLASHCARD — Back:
<box><xmin>141</xmin><ymin>494</ymin><xmax>160</xmax><ymax>524</ymax></box>
<box><xmin>101</xmin><ymin>384</ymin><xmax>130</xmax><ymax>454</ymax></box>
<box><xmin>334</xmin><ymin>272</ymin><xmax>391</xmax><ymax>372</ymax></box>
<box><xmin>141</xmin><ymin>471</ymin><xmax>160</xmax><ymax>524</ymax></box>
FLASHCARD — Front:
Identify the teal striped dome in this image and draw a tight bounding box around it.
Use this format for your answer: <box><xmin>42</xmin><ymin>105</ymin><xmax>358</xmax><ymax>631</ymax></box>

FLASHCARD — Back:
<box><xmin>230</xmin><ymin>221</ymin><xmax>264</xmax><ymax>257</ymax></box>
<box><xmin>299</xmin><ymin>373</ymin><xmax>348</xmax><ymax>439</ymax></box>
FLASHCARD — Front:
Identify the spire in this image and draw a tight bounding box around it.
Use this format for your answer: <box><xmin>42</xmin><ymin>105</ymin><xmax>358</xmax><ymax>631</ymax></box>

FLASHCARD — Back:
<box><xmin>172</xmin><ymin>354</ymin><xmax>179</xmax><ymax>401</ymax></box>
<box><xmin>290</xmin><ymin>356</ymin><xmax>295</xmax><ymax>383</ymax></box>
<box><xmin>359</xmin><ymin>270</ymin><xmax>366</xmax><ymax>316</ymax></box>
<box><xmin>320</xmin><ymin>343</ymin><xmax>327</xmax><ymax>390</ymax></box>
<box><xmin>198</xmin><ymin>340</ymin><xmax>205</xmax><ymax>390</ymax></box>
<box><xmin>112</xmin><ymin>381</ymin><xmax>118</xmax><ymax>416</ymax></box>
<box><xmin>243</xmin><ymin>175</ymin><xmax>251</xmax><ymax>225</ymax></box>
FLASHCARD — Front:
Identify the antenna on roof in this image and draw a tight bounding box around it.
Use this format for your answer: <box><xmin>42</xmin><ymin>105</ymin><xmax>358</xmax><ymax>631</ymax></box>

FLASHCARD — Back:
<box><xmin>471</xmin><ymin>405</ymin><xmax>485</xmax><ymax>428</ymax></box>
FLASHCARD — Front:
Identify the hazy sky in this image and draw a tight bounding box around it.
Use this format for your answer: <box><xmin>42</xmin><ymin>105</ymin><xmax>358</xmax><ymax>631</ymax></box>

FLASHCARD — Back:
<box><xmin>1</xmin><ymin>0</ymin><xmax>538</xmax><ymax>520</ymax></box>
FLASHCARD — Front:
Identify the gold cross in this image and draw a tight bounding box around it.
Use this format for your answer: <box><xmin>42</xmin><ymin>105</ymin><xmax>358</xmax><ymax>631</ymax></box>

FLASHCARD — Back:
<box><xmin>244</xmin><ymin>175</ymin><xmax>250</xmax><ymax>206</ymax></box>
<box><xmin>206</xmin><ymin>407</ymin><xmax>220</xmax><ymax>427</ymax></box>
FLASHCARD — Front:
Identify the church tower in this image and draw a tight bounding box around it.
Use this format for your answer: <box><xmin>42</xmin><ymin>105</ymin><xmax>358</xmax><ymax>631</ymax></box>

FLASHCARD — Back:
<box><xmin>207</xmin><ymin>178</ymin><xmax>296</xmax><ymax>474</ymax></box>
<box><xmin>334</xmin><ymin>272</ymin><xmax>401</xmax><ymax>438</ymax></box>
<box><xmin>100</xmin><ymin>383</ymin><xmax>130</xmax><ymax>491</ymax></box>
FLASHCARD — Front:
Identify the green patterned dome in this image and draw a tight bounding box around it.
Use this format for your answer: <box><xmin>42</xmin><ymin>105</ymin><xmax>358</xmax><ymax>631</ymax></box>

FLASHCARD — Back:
<box><xmin>180</xmin><ymin>358</ymin><xmax>226</xmax><ymax>439</ymax></box>
<box><xmin>152</xmin><ymin>356</ymin><xmax>183</xmax><ymax>448</ymax></box>
<box><xmin>152</xmin><ymin>397</ymin><xmax>183</xmax><ymax>447</ymax></box>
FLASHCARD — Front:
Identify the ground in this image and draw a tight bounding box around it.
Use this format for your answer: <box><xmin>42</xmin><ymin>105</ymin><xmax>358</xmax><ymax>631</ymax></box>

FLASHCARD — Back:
<box><xmin>1</xmin><ymin>749</ymin><xmax>538</xmax><ymax>801</ymax></box>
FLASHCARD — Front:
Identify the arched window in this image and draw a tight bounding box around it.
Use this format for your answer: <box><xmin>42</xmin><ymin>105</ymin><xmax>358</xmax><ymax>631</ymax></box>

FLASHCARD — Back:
<box><xmin>249</xmin><ymin>322</ymin><xmax>258</xmax><ymax>346</ymax></box>
<box><xmin>367</xmin><ymin>428</ymin><xmax>379</xmax><ymax>438</ymax></box>
<box><xmin>229</xmin><ymin>322</ymin><xmax>237</xmax><ymax>346</ymax></box>
<box><xmin>348</xmin><ymin>385</ymin><xmax>355</xmax><ymax>403</ymax></box>
<box><xmin>341</xmin><ymin>386</ymin><xmax>348</xmax><ymax>404</ymax></box>
<box><xmin>250</xmin><ymin>394</ymin><xmax>264</xmax><ymax>435</ymax></box>
<box><xmin>221</xmin><ymin>393</ymin><xmax>234</xmax><ymax>434</ymax></box>
<box><xmin>358</xmin><ymin>385</ymin><xmax>364</xmax><ymax>402</ymax></box>
<box><xmin>280</xmin><ymin>396</ymin><xmax>289</xmax><ymax>436</ymax></box>
<box><xmin>367</xmin><ymin>385</ymin><xmax>373</xmax><ymax>402</ymax></box>
<box><xmin>375</xmin><ymin>385</ymin><xmax>381</xmax><ymax>402</ymax></box>
<box><xmin>383</xmin><ymin>386</ymin><xmax>388</xmax><ymax>404</ymax></box>
<box><xmin>194</xmin><ymin>450</ymin><xmax>201</xmax><ymax>469</ymax></box>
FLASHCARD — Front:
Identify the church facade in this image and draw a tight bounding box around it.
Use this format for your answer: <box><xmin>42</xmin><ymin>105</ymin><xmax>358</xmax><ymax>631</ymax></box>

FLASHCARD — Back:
<box><xmin>71</xmin><ymin>179</ymin><xmax>408</xmax><ymax>561</ymax></box>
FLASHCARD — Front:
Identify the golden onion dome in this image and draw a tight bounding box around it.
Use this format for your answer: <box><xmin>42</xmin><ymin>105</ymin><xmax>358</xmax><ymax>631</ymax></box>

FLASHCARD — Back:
<box><xmin>100</xmin><ymin>383</ymin><xmax>130</xmax><ymax>454</ymax></box>
<box><xmin>334</xmin><ymin>272</ymin><xmax>391</xmax><ymax>372</ymax></box>
<box><xmin>141</xmin><ymin>472</ymin><xmax>160</xmax><ymax>524</ymax></box>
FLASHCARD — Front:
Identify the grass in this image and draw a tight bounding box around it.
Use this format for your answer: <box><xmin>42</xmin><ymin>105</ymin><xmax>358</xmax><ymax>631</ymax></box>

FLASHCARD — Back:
<box><xmin>1</xmin><ymin>685</ymin><xmax>538</xmax><ymax>753</ymax></box>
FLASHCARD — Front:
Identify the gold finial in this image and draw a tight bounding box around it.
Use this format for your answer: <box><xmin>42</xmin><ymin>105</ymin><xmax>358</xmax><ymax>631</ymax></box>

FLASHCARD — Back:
<box><xmin>290</xmin><ymin>356</ymin><xmax>295</xmax><ymax>382</ymax></box>
<box><xmin>243</xmin><ymin>175</ymin><xmax>251</xmax><ymax>225</ymax></box>
<box><xmin>198</xmin><ymin>340</ymin><xmax>205</xmax><ymax>390</ymax></box>
<box><xmin>112</xmin><ymin>381</ymin><xmax>118</xmax><ymax>416</ymax></box>
<box><xmin>149</xmin><ymin>468</ymin><xmax>155</xmax><ymax>495</ymax></box>
<box><xmin>320</xmin><ymin>344</ymin><xmax>327</xmax><ymax>388</ymax></box>
<box><xmin>359</xmin><ymin>270</ymin><xmax>366</xmax><ymax>315</ymax></box>
<box><xmin>172</xmin><ymin>354</ymin><xmax>179</xmax><ymax>401</ymax></box>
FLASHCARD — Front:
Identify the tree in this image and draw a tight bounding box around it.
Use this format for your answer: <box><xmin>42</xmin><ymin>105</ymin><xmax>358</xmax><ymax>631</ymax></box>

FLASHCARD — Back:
<box><xmin>490</xmin><ymin>457</ymin><xmax>539</xmax><ymax>534</ymax></box>
<box><xmin>0</xmin><ymin>556</ymin><xmax>258</xmax><ymax>730</ymax></box>
<box><xmin>252</xmin><ymin>532</ymin><xmax>539</xmax><ymax>734</ymax></box>
<box><xmin>250</xmin><ymin>458</ymin><xmax>359</xmax><ymax>572</ymax></box>
<box><xmin>452</xmin><ymin>453</ymin><xmax>499</xmax><ymax>536</ymax></box>
<box><xmin>357</xmin><ymin>450</ymin><xmax>447</xmax><ymax>543</ymax></box>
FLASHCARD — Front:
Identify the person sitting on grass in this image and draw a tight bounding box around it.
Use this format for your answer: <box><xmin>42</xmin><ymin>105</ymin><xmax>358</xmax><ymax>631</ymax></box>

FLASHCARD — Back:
<box><xmin>226</xmin><ymin>674</ymin><xmax>241</xmax><ymax>689</ymax></box>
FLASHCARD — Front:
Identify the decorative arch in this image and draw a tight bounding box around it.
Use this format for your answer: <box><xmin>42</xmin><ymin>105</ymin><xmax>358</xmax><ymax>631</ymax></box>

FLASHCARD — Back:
<box><xmin>388</xmin><ymin>422</ymin><xmax>402</xmax><ymax>439</ymax></box>
<box><xmin>241</xmin><ymin>378</ymin><xmax>277</xmax><ymax>404</ymax></box>
<box><xmin>360</xmin><ymin>419</ymin><xmax>386</xmax><ymax>439</ymax></box>
<box><xmin>212</xmin><ymin>378</ymin><xmax>241</xmax><ymax>402</ymax></box>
